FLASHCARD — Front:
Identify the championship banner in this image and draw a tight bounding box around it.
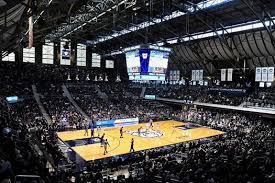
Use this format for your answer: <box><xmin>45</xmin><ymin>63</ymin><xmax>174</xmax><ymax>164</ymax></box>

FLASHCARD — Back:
<box><xmin>169</xmin><ymin>70</ymin><xmax>179</xmax><ymax>81</ymax></box>
<box><xmin>191</xmin><ymin>70</ymin><xmax>196</xmax><ymax>81</ymax></box>
<box><xmin>173</xmin><ymin>71</ymin><xmax>177</xmax><ymax>81</ymax></box>
<box><xmin>221</xmin><ymin>69</ymin><xmax>226</xmax><ymax>81</ymax></box>
<box><xmin>60</xmin><ymin>41</ymin><xmax>71</xmax><ymax>65</ymax></box>
<box><xmin>199</xmin><ymin>70</ymin><xmax>203</xmax><ymax>81</ymax></box>
<box><xmin>28</xmin><ymin>16</ymin><xmax>33</xmax><ymax>48</ymax></box>
<box><xmin>169</xmin><ymin>71</ymin><xmax>173</xmax><ymax>81</ymax></box>
<box><xmin>268</xmin><ymin>67</ymin><xmax>274</xmax><ymax>82</ymax></box>
<box><xmin>176</xmin><ymin>70</ymin><xmax>180</xmax><ymax>81</ymax></box>
<box><xmin>195</xmin><ymin>70</ymin><xmax>200</xmax><ymax>81</ymax></box>
<box><xmin>255</xmin><ymin>67</ymin><xmax>262</xmax><ymax>82</ymax></box>
<box><xmin>227</xmin><ymin>68</ymin><xmax>233</xmax><ymax>81</ymax></box>
<box><xmin>261</xmin><ymin>67</ymin><xmax>268</xmax><ymax>82</ymax></box>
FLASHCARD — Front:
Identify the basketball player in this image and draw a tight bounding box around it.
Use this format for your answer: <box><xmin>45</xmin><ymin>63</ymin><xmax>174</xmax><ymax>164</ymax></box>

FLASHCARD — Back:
<box><xmin>138</xmin><ymin>127</ymin><xmax>142</xmax><ymax>136</ymax></box>
<box><xmin>130</xmin><ymin>138</ymin><xmax>135</xmax><ymax>152</ymax></box>
<box><xmin>100</xmin><ymin>133</ymin><xmax>105</xmax><ymax>147</ymax></box>
<box><xmin>91</xmin><ymin>125</ymin><xmax>94</xmax><ymax>138</ymax></box>
<box><xmin>103</xmin><ymin>139</ymin><xmax>110</xmax><ymax>155</ymax></box>
<box><xmin>97</xmin><ymin>125</ymin><xmax>101</xmax><ymax>137</ymax></box>
<box><xmin>149</xmin><ymin>119</ymin><xmax>153</xmax><ymax>128</ymax></box>
<box><xmin>156</xmin><ymin>123</ymin><xmax>160</xmax><ymax>132</ymax></box>
<box><xmin>171</xmin><ymin>123</ymin><xmax>176</xmax><ymax>134</ymax></box>
<box><xmin>84</xmin><ymin>123</ymin><xmax>89</xmax><ymax>136</ymax></box>
<box><xmin>120</xmin><ymin>127</ymin><xmax>124</xmax><ymax>138</ymax></box>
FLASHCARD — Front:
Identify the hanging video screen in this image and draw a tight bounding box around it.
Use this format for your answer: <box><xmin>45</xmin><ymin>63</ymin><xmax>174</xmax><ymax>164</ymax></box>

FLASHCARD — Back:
<box><xmin>126</xmin><ymin>49</ymin><xmax>170</xmax><ymax>81</ymax></box>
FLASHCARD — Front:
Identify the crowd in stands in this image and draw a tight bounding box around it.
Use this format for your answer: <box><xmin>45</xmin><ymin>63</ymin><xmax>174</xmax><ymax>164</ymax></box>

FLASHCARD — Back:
<box><xmin>69</xmin><ymin>83</ymin><xmax>173</xmax><ymax>123</ymax></box>
<box><xmin>244</xmin><ymin>88</ymin><xmax>275</xmax><ymax>109</ymax></box>
<box><xmin>144</xmin><ymin>85</ymin><xmax>248</xmax><ymax>106</ymax></box>
<box><xmin>0</xmin><ymin>95</ymin><xmax>67</xmax><ymax>183</ymax></box>
<box><xmin>39</xmin><ymin>84</ymin><xmax>84</xmax><ymax>131</ymax></box>
<box><xmin>145</xmin><ymin>86</ymin><xmax>200</xmax><ymax>102</ymax></box>
<box><xmin>198</xmin><ymin>92</ymin><xmax>244</xmax><ymax>106</ymax></box>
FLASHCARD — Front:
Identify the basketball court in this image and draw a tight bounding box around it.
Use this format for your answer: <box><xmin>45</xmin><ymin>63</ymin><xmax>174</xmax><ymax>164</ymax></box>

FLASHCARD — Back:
<box><xmin>57</xmin><ymin>120</ymin><xmax>224</xmax><ymax>161</ymax></box>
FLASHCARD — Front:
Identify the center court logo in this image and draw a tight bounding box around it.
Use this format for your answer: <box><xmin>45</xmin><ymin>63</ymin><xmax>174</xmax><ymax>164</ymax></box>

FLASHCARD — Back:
<box><xmin>126</xmin><ymin>128</ymin><xmax>163</xmax><ymax>138</ymax></box>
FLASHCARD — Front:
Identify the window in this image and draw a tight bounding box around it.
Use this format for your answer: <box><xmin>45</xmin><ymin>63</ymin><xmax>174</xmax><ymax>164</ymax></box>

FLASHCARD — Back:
<box><xmin>2</xmin><ymin>52</ymin><xmax>15</xmax><ymax>62</ymax></box>
<box><xmin>92</xmin><ymin>53</ymin><xmax>101</xmax><ymax>67</ymax></box>
<box><xmin>23</xmin><ymin>47</ymin><xmax>35</xmax><ymax>63</ymax></box>
<box><xmin>42</xmin><ymin>43</ymin><xmax>54</xmax><ymax>64</ymax></box>
<box><xmin>77</xmin><ymin>44</ymin><xmax>86</xmax><ymax>66</ymax></box>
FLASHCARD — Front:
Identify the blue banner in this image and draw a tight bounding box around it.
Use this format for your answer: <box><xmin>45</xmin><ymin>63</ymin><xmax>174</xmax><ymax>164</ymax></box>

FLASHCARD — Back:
<box><xmin>139</xmin><ymin>49</ymin><xmax>150</xmax><ymax>73</ymax></box>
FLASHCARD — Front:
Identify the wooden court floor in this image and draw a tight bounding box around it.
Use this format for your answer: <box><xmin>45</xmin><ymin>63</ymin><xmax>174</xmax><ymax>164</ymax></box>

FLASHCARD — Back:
<box><xmin>57</xmin><ymin>120</ymin><xmax>224</xmax><ymax>161</ymax></box>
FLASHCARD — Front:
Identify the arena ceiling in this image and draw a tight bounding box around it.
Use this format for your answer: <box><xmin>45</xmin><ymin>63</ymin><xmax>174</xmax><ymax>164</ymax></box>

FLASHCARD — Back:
<box><xmin>41</xmin><ymin>0</ymin><xmax>275</xmax><ymax>54</ymax></box>
<box><xmin>0</xmin><ymin>0</ymin><xmax>29</xmax><ymax>56</ymax></box>
<box><xmin>2</xmin><ymin>0</ymin><xmax>275</xmax><ymax>67</ymax></box>
<box><xmin>6</xmin><ymin>0</ymin><xmax>275</xmax><ymax>48</ymax></box>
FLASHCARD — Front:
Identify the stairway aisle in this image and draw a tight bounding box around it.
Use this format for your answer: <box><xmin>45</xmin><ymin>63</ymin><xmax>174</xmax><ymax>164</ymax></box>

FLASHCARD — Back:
<box><xmin>32</xmin><ymin>85</ymin><xmax>52</xmax><ymax>124</ymax></box>
<box><xmin>62</xmin><ymin>84</ymin><xmax>91</xmax><ymax>120</ymax></box>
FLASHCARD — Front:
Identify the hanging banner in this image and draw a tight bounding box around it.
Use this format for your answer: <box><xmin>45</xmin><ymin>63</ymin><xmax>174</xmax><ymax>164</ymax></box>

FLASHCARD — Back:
<box><xmin>261</xmin><ymin>67</ymin><xmax>268</xmax><ymax>82</ymax></box>
<box><xmin>267</xmin><ymin>67</ymin><xmax>274</xmax><ymax>82</ymax></box>
<box><xmin>221</xmin><ymin>69</ymin><xmax>226</xmax><ymax>81</ymax></box>
<box><xmin>191</xmin><ymin>70</ymin><xmax>196</xmax><ymax>81</ymax></box>
<box><xmin>60</xmin><ymin>41</ymin><xmax>71</xmax><ymax>65</ymax></box>
<box><xmin>199</xmin><ymin>70</ymin><xmax>203</xmax><ymax>81</ymax></box>
<box><xmin>195</xmin><ymin>70</ymin><xmax>200</xmax><ymax>81</ymax></box>
<box><xmin>169</xmin><ymin>71</ymin><xmax>173</xmax><ymax>81</ymax></box>
<box><xmin>176</xmin><ymin>70</ymin><xmax>180</xmax><ymax>81</ymax></box>
<box><xmin>227</xmin><ymin>68</ymin><xmax>233</xmax><ymax>81</ymax></box>
<box><xmin>169</xmin><ymin>70</ymin><xmax>180</xmax><ymax>81</ymax></box>
<box><xmin>255</xmin><ymin>67</ymin><xmax>262</xmax><ymax>82</ymax></box>
<box><xmin>173</xmin><ymin>71</ymin><xmax>177</xmax><ymax>81</ymax></box>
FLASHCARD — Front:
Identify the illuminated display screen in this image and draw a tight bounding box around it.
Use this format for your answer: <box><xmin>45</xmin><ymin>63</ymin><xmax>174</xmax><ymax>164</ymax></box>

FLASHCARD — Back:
<box><xmin>144</xmin><ymin>95</ymin><xmax>156</xmax><ymax>100</ymax></box>
<box><xmin>6</xmin><ymin>96</ymin><xmax>18</xmax><ymax>103</ymax></box>
<box><xmin>126</xmin><ymin>48</ymin><xmax>170</xmax><ymax>81</ymax></box>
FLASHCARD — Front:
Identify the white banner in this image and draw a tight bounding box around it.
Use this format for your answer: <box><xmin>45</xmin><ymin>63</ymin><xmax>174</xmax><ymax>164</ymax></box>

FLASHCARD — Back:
<box><xmin>195</xmin><ymin>70</ymin><xmax>200</xmax><ymax>81</ymax></box>
<box><xmin>221</xmin><ymin>69</ymin><xmax>226</xmax><ymax>81</ymax></box>
<box><xmin>262</xmin><ymin>67</ymin><xmax>268</xmax><ymax>82</ymax></box>
<box><xmin>227</xmin><ymin>68</ymin><xmax>233</xmax><ymax>81</ymax></box>
<box><xmin>106</xmin><ymin>60</ymin><xmax>114</xmax><ymax>68</ymax></box>
<box><xmin>199</xmin><ymin>70</ymin><xmax>203</xmax><ymax>81</ymax></box>
<box><xmin>268</xmin><ymin>67</ymin><xmax>274</xmax><ymax>82</ymax></box>
<box><xmin>192</xmin><ymin>70</ymin><xmax>196</xmax><ymax>81</ymax></box>
<box><xmin>169</xmin><ymin>71</ymin><xmax>173</xmax><ymax>81</ymax></box>
<box><xmin>255</xmin><ymin>67</ymin><xmax>262</xmax><ymax>82</ymax></box>
<box><xmin>176</xmin><ymin>70</ymin><xmax>180</xmax><ymax>81</ymax></box>
<box><xmin>173</xmin><ymin>72</ymin><xmax>176</xmax><ymax>81</ymax></box>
